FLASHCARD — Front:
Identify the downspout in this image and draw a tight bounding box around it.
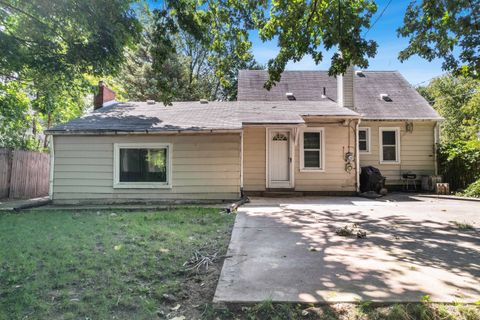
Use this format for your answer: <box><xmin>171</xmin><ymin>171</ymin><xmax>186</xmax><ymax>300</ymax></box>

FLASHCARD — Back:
<box><xmin>434</xmin><ymin>121</ymin><xmax>439</xmax><ymax>176</ymax></box>
<box><xmin>240</xmin><ymin>131</ymin><xmax>244</xmax><ymax>197</ymax></box>
<box><xmin>48</xmin><ymin>135</ymin><xmax>55</xmax><ymax>200</ymax></box>
<box><xmin>355</xmin><ymin>119</ymin><xmax>361</xmax><ymax>193</ymax></box>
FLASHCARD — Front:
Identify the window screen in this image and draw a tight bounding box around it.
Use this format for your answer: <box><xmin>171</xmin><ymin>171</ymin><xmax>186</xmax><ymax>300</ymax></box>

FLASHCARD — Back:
<box><xmin>303</xmin><ymin>131</ymin><xmax>323</xmax><ymax>169</ymax></box>
<box><xmin>381</xmin><ymin>130</ymin><xmax>398</xmax><ymax>161</ymax></box>
<box><xmin>359</xmin><ymin>128</ymin><xmax>369</xmax><ymax>152</ymax></box>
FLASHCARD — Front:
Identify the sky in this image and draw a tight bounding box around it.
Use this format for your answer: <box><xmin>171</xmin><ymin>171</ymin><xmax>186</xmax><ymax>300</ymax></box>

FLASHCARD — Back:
<box><xmin>149</xmin><ymin>0</ymin><xmax>446</xmax><ymax>86</ymax></box>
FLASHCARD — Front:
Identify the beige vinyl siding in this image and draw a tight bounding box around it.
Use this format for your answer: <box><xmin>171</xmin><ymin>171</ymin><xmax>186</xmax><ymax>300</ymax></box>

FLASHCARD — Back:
<box><xmin>295</xmin><ymin>121</ymin><xmax>356</xmax><ymax>192</ymax></box>
<box><xmin>242</xmin><ymin>121</ymin><xmax>357</xmax><ymax>192</ymax></box>
<box><xmin>359</xmin><ymin>121</ymin><xmax>436</xmax><ymax>185</ymax></box>
<box><xmin>52</xmin><ymin>133</ymin><xmax>241</xmax><ymax>204</ymax></box>
<box><xmin>243</xmin><ymin>126</ymin><xmax>266</xmax><ymax>191</ymax></box>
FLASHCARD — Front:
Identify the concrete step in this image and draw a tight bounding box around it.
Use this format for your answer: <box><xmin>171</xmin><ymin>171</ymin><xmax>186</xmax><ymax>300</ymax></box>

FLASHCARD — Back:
<box><xmin>262</xmin><ymin>191</ymin><xmax>303</xmax><ymax>198</ymax></box>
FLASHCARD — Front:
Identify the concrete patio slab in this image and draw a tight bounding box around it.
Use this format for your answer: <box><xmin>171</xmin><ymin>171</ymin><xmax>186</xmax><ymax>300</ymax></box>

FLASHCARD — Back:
<box><xmin>214</xmin><ymin>194</ymin><xmax>480</xmax><ymax>303</ymax></box>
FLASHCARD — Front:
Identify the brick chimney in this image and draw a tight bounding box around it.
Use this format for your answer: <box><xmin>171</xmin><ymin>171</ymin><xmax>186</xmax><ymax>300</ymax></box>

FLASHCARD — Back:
<box><xmin>94</xmin><ymin>81</ymin><xmax>116</xmax><ymax>110</ymax></box>
<box><xmin>337</xmin><ymin>65</ymin><xmax>355</xmax><ymax>110</ymax></box>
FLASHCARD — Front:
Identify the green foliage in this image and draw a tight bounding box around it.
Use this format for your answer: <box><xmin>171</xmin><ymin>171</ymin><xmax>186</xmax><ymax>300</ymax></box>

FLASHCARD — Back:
<box><xmin>462</xmin><ymin>179</ymin><xmax>480</xmax><ymax>198</ymax></box>
<box><xmin>0</xmin><ymin>81</ymin><xmax>41</xmax><ymax>150</ymax></box>
<box><xmin>259</xmin><ymin>0</ymin><xmax>378</xmax><ymax>88</ymax></box>
<box><xmin>438</xmin><ymin>140</ymin><xmax>480</xmax><ymax>191</ymax></box>
<box><xmin>0</xmin><ymin>0</ymin><xmax>141</xmax><ymax>149</ymax></box>
<box><xmin>398</xmin><ymin>1</ymin><xmax>479</xmax><ymax>78</ymax></box>
<box><xmin>147</xmin><ymin>2</ymin><xmax>263</xmax><ymax>104</ymax></box>
<box><xmin>418</xmin><ymin>75</ymin><xmax>480</xmax><ymax>192</ymax></box>
<box><xmin>0</xmin><ymin>73</ymin><xmax>93</xmax><ymax>150</ymax></box>
<box><xmin>418</xmin><ymin>75</ymin><xmax>480</xmax><ymax>142</ymax></box>
<box><xmin>0</xmin><ymin>0</ymin><xmax>141</xmax><ymax>78</ymax></box>
<box><xmin>32</xmin><ymin>75</ymin><xmax>91</xmax><ymax>124</ymax></box>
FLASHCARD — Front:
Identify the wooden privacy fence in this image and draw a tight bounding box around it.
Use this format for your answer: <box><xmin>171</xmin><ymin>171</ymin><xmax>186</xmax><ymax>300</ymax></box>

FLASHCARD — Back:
<box><xmin>0</xmin><ymin>149</ymin><xmax>50</xmax><ymax>199</ymax></box>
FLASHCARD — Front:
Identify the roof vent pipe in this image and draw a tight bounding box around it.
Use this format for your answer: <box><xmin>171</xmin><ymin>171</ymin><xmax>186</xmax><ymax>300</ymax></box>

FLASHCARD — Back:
<box><xmin>286</xmin><ymin>92</ymin><xmax>296</xmax><ymax>100</ymax></box>
<box><xmin>355</xmin><ymin>70</ymin><xmax>365</xmax><ymax>77</ymax></box>
<box><xmin>380</xmin><ymin>93</ymin><xmax>392</xmax><ymax>102</ymax></box>
<box><xmin>321</xmin><ymin>87</ymin><xmax>327</xmax><ymax>99</ymax></box>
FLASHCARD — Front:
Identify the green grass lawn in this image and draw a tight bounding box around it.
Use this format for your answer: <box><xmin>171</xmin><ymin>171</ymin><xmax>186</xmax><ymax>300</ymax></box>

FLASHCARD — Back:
<box><xmin>1</xmin><ymin>208</ymin><xmax>479</xmax><ymax>320</ymax></box>
<box><xmin>0</xmin><ymin>208</ymin><xmax>234</xmax><ymax>319</ymax></box>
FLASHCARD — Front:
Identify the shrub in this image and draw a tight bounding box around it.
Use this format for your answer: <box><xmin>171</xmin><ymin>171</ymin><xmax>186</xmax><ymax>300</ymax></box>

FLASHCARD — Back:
<box><xmin>438</xmin><ymin>140</ymin><xmax>480</xmax><ymax>191</ymax></box>
<box><xmin>462</xmin><ymin>179</ymin><xmax>480</xmax><ymax>198</ymax></box>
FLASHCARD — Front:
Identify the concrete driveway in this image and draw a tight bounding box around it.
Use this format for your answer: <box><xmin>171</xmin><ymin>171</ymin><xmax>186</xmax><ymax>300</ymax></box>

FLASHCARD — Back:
<box><xmin>214</xmin><ymin>194</ymin><xmax>480</xmax><ymax>303</ymax></box>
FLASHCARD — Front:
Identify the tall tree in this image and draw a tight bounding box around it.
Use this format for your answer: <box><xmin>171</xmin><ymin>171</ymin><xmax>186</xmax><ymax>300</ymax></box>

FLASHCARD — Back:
<box><xmin>0</xmin><ymin>0</ymin><xmax>141</xmax><ymax>78</ymax></box>
<box><xmin>398</xmin><ymin>0</ymin><xmax>479</xmax><ymax>79</ymax></box>
<box><xmin>418</xmin><ymin>75</ymin><xmax>480</xmax><ymax>142</ymax></box>
<box><xmin>0</xmin><ymin>0</ymin><xmax>141</xmax><ymax>149</ymax></box>
<box><xmin>149</xmin><ymin>0</ymin><xmax>264</xmax><ymax>103</ymax></box>
<box><xmin>0</xmin><ymin>81</ymin><xmax>37</xmax><ymax>150</ymax></box>
<box><xmin>118</xmin><ymin>6</ymin><xmax>262</xmax><ymax>104</ymax></box>
<box><xmin>256</xmin><ymin>0</ymin><xmax>378</xmax><ymax>88</ymax></box>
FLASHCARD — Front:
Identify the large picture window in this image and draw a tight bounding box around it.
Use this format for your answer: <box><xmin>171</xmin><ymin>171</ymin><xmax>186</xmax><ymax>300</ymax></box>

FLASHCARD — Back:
<box><xmin>358</xmin><ymin>127</ymin><xmax>370</xmax><ymax>153</ymax></box>
<box><xmin>114</xmin><ymin>143</ymin><xmax>172</xmax><ymax>188</ymax></box>
<box><xmin>300</xmin><ymin>128</ymin><xmax>325</xmax><ymax>171</ymax></box>
<box><xmin>379</xmin><ymin>128</ymin><xmax>400</xmax><ymax>163</ymax></box>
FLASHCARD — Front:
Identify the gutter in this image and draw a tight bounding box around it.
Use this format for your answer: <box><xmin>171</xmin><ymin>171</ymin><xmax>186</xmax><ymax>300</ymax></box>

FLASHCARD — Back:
<box><xmin>434</xmin><ymin>121</ymin><xmax>439</xmax><ymax>176</ymax></box>
<box><xmin>45</xmin><ymin>129</ymin><xmax>244</xmax><ymax>136</ymax></box>
<box><xmin>355</xmin><ymin>119</ymin><xmax>361</xmax><ymax>193</ymax></box>
<box><xmin>241</xmin><ymin>123</ymin><xmax>306</xmax><ymax>127</ymax></box>
<box><xmin>303</xmin><ymin>115</ymin><xmax>362</xmax><ymax>120</ymax></box>
<box><xmin>240</xmin><ymin>131</ymin><xmax>244</xmax><ymax>196</ymax></box>
<box><xmin>362</xmin><ymin>118</ymin><xmax>444</xmax><ymax>122</ymax></box>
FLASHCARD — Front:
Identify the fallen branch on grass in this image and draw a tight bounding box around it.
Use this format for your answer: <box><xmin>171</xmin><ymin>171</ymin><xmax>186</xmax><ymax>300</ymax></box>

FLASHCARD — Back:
<box><xmin>183</xmin><ymin>250</ymin><xmax>222</xmax><ymax>273</ymax></box>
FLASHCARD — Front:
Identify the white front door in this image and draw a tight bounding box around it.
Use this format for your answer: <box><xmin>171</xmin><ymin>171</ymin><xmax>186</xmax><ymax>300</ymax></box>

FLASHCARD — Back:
<box><xmin>268</xmin><ymin>130</ymin><xmax>292</xmax><ymax>188</ymax></box>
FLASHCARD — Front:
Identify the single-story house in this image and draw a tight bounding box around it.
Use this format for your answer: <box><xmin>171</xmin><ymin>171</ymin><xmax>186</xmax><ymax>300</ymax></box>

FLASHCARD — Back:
<box><xmin>46</xmin><ymin>68</ymin><xmax>442</xmax><ymax>204</ymax></box>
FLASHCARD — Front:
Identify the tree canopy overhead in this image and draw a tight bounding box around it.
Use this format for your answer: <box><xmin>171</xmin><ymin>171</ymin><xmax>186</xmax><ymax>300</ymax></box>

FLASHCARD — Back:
<box><xmin>398</xmin><ymin>0</ymin><xmax>479</xmax><ymax>79</ymax></box>
<box><xmin>418</xmin><ymin>75</ymin><xmax>480</xmax><ymax>143</ymax></box>
<box><xmin>152</xmin><ymin>0</ymin><xmax>381</xmax><ymax>90</ymax></box>
<box><xmin>149</xmin><ymin>0</ymin><xmax>264</xmax><ymax>103</ymax></box>
<box><xmin>1</xmin><ymin>0</ymin><xmax>479</xmax><ymax>150</ymax></box>
<box><xmin>157</xmin><ymin>0</ymin><xmax>478</xmax><ymax>90</ymax></box>
<box><xmin>0</xmin><ymin>0</ymin><xmax>141</xmax><ymax>78</ymax></box>
<box><xmin>258</xmin><ymin>0</ymin><xmax>378</xmax><ymax>89</ymax></box>
<box><xmin>0</xmin><ymin>0</ymin><xmax>141</xmax><ymax>150</ymax></box>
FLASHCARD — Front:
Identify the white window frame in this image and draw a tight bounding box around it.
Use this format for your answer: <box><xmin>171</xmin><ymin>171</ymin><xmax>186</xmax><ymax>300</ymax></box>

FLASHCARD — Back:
<box><xmin>358</xmin><ymin>127</ymin><xmax>371</xmax><ymax>153</ymax></box>
<box><xmin>379</xmin><ymin>127</ymin><xmax>401</xmax><ymax>164</ymax></box>
<box><xmin>300</xmin><ymin>128</ymin><xmax>325</xmax><ymax>172</ymax></box>
<box><xmin>113</xmin><ymin>143</ymin><xmax>172</xmax><ymax>188</ymax></box>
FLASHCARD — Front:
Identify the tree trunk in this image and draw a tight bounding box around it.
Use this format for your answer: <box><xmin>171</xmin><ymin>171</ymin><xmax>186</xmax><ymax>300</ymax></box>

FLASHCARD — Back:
<box><xmin>43</xmin><ymin>112</ymin><xmax>52</xmax><ymax>149</ymax></box>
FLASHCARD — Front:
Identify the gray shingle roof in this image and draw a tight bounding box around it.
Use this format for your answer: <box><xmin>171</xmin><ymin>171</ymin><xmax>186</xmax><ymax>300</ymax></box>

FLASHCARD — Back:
<box><xmin>47</xmin><ymin>100</ymin><xmax>359</xmax><ymax>134</ymax></box>
<box><xmin>238</xmin><ymin>70</ymin><xmax>442</xmax><ymax>120</ymax></box>
<box><xmin>47</xmin><ymin>69</ymin><xmax>441</xmax><ymax>135</ymax></box>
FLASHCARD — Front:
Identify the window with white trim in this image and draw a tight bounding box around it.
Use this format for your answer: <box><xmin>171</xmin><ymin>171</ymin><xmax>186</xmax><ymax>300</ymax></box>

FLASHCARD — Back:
<box><xmin>379</xmin><ymin>128</ymin><xmax>400</xmax><ymax>163</ymax></box>
<box><xmin>358</xmin><ymin>127</ymin><xmax>370</xmax><ymax>153</ymax></box>
<box><xmin>114</xmin><ymin>143</ymin><xmax>172</xmax><ymax>188</ymax></box>
<box><xmin>300</xmin><ymin>129</ymin><xmax>324</xmax><ymax>171</ymax></box>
